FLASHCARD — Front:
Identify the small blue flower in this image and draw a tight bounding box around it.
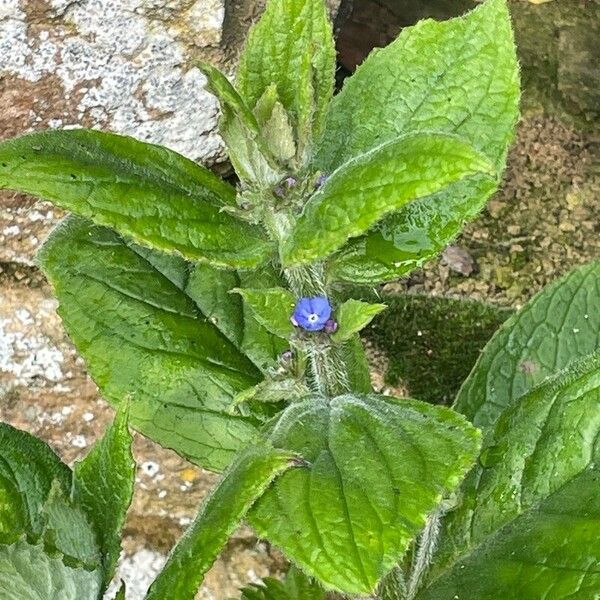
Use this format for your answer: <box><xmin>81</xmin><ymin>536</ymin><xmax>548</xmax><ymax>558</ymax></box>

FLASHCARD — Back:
<box><xmin>291</xmin><ymin>296</ymin><xmax>332</xmax><ymax>331</ymax></box>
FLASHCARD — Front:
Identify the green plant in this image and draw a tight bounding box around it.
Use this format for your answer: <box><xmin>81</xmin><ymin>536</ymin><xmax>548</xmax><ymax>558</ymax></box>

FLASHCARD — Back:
<box><xmin>1</xmin><ymin>0</ymin><xmax>599</xmax><ymax>599</ymax></box>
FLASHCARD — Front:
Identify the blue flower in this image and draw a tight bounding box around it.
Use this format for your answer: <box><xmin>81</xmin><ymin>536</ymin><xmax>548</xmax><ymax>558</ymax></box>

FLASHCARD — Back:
<box><xmin>291</xmin><ymin>296</ymin><xmax>332</xmax><ymax>331</ymax></box>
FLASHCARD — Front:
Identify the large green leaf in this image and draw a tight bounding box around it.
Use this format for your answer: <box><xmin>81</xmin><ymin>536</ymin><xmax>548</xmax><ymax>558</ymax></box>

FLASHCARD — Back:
<box><xmin>186</xmin><ymin>264</ymin><xmax>288</xmax><ymax>372</ymax></box>
<box><xmin>0</xmin><ymin>538</ymin><xmax>103</xmax><ymax>600</ymax></box>
<box><xmin>282</xmin><ymin>133</ymin><xmax>494</xmax><ymax>266</ymax></box>
<box><xmin>0</xmin><ymin>129</ymin><xmax>272</xmax><ymax>268</ymax></box>
<box><xmin>331</xmin><ymin>299</ymin><xmax>387</xmax><ymax>344</ymax></box>
<box><xmin>237</xmin><ymin>0</ymin><xmax>335</xmax><ymax>151</ymax></box>
<box><xmin>249</xmin><ymin>394</ymin><xmax>481</xmax><ymax>594</ymax></box>
<box><xmin>145</xmin><ymin>444</ymin><xmax>295</xmax><ymax>600</ymax></box>
<box><xmin>0</xmin><ymin>423</ymin><xmax>71</xmax><ymax>543</ymax></box>
<box><xmin>416</xmin><ymin>353</ymin><xmax>600</xmax><ymax>600</ymax></box>
<box><xmin>73</xmin><ymin>404</ymin><xmax>135</xmax><ymax>588</ymax></box>
<box><xmin>455</xmin><ymin>261</ymin><xmax>600</xmax><ymax>432</ymax></box>
<box><xmin>317</xmin><ymin>0</ymin><xmax>519</xmax><ymax>282</ymax></box>
<box><xmin>38</xmin><ymin>216</ymin><xmax>263</xmax><ymax>472</ymax></box>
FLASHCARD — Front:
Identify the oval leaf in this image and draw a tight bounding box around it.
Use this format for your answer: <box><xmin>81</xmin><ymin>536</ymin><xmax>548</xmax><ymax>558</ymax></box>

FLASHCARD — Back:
<box><xmin>331</xmin><ymin>299</ymin><xmax>387</xmax><ymax>343</ymax></box>
<box><xmin>317</xmin><ymin>0</ymin><xmax>519</xmax><ymax>283</ymax></box>
<box><xmin>417</xmin><ymin>353</ymin><xmax>600</xmax><ymax>600</ymax></box>
<box><xmin>249</xmin><ymin>394</ymin><xmax>481</xmax><ymax>594</ymax></box>
<box><xmin>38</xmin><ymin>216</ymin><xmax>262</xmax><ymax>472</ymax></box>
<box><xmin>282</xmin><ymin>133</ymin><xmax>495</xmax><ymax>266</ymax></box>
<box><xmin>0</xmin><ymin>129</ymin><xmax>272</xmax><ymax>268</ymax></box>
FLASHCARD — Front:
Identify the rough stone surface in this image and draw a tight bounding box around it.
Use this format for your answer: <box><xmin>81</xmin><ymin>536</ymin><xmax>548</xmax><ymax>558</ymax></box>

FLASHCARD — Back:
<box><xmin>0</xmin><ymin>0</ymin><xmax>224</xmax><ymax>162</ymax></box>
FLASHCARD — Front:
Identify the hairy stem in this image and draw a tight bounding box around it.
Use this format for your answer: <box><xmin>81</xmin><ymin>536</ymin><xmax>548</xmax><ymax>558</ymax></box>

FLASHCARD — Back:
<box><xmin>406</xmin><ymin>508</ymin><xmax>443</xmax><ymax>599</ymax></box>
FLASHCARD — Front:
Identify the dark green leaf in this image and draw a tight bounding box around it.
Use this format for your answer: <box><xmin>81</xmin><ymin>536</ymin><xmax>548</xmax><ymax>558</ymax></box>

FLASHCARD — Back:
<box><xmin>417</xmin><ymin>353</ymin><xmax>600</xmax><ymax>600</ymax></box>
<box><xmin>455</xmin><ymin>261</ymin><xmax>600</xmax><ymax>432</ymax></box>
<box><xmin>0</xmin><ymin>538</ymin><xmax>103</xmax><ymax>600</ymax></box>
<box><xmin>38</xmin><ymin>216</ymin><xmax>262</xmax><ymax>472</ymax></box>
<box><xmin>0</xmin><ymin>129</ymin><xmax>272</xmax><ymax>268</ymax></box>
<box><xmin>317</xmin><ymin>0</ymin><xmax>519</xmax><ymax>282</ymax></box>
<box><xmin>233</xmin><ymin>288</ymin><xmax>296</xmax><ymax>339</ymax></box>
<box><xmin>0</xmin><ymin>422</ymin><xmax>71</xmax><ymax>543</ymax></box>
<box><xmin>145</xmin><ymin>444</ymin><xmax>296</xmax><ymax>600</ymax></box>
<box><xmin>282</xmin><ymin>133</ymin><xmax>495</xmax><ymax>266</ymax></box>
<box><xmin>249</xmin><ymin>394</ymin><xmax>481</xmax><ymax>594</ymax></box>
<box><xmin>73</xmin><ymin>404</ymin><xmax>135</xmax><ymax>587</ymax></box>
<box><xmin>331</xmin><ymin>299</ymin><xmax>387</xmax><ymax>343</ymax></box>
<box><xmin>340</xmin><ymin>334</ymin><xmax>373</xmax><ymax>394</ymax></box>
<box><xmin>237</xmin><ymin>0</ymin><xmax>335</xmax><ymax>152</ymax></box>
<box><xmin>114</xmin><ymin>584</ymin><xmax>126</xmax><ymax>600</ymax></box>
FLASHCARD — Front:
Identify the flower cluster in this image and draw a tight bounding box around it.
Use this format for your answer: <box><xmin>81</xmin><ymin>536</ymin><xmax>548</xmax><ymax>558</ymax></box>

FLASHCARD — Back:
<box><xmin>291</xmin><ymin>296</ymin><xmax>337</xmax><ymax>333</ymax></box>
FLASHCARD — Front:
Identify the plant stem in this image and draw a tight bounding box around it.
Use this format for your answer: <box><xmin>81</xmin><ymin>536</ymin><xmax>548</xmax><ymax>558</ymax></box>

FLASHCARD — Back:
<box><xmin>406</xmin><ymin>509</ymin><xmax>442</xmax><ymax>599</ymax></box>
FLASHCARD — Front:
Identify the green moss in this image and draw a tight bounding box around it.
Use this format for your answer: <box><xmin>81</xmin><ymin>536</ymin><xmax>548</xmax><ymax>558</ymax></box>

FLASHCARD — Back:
<box><xmin>363</xmin><ymin>294</ymin><xmax>512</xmax><ymax>405</ymax></box>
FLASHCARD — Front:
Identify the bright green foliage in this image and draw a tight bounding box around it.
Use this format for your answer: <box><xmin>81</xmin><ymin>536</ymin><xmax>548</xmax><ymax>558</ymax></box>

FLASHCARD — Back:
<box><xmin>249</xmin><ymin>394</ymin><xmax>481</xmax><ymax>594</ymax></box>
<box><xmin>0</xmin><ymin>423</ymin><xmax>71</xmax><ymax>543</ymax></box>
<box><xmin>40</xmin><ymin>482</ymin><xmax>100</xmax><ymax>568</ymax></box>
<box><xmin>331</xmin><ymin>299</ymin><xmax>387</xmax><ymax>343</ymax></box>
<box><xmin>38</xmin><ymin>216</ymin><xmax>262</xmax><ymax>472</ymax></box>
<box><xmin>0</xmin><ymin>538</ymin><xmax>103</xmax><ymax>600</ymax></box>
<box><xmin>282</xmin><ymin>133</ymin><xmax>495</xmax><ymax>266</ymax></box>
<box><xmin>0</xmin><ymin>415</ymin><xmax>135</xmax><ymax>600</ymax></box>
<box><xmin>237</xmin><ymin>0</ymin><xmax>335</xmax><ymax>156</ymax></box>
<box><xmin>417</xmin><ymin>353</ymin><xmax>600</xmax><ymax>600</ymax></box>
<box><xmin>239</xmin><ymin>567</ymin><xmax>325</xmax><ymax>600</ymax></box>
<box><xmin>114</xmin><ymin>584</ymin><xmax>126</xmax><ymax>600</ymax></box>
<box><xmin>73</xmin><ymin>404</ymin><xmax>135</xmax><ymax>587</ymax></box>
<box><xmin>186</xmin><ymin>265</ymin><xmax>288</xmax><ymax>373</ymax></box>
<box><xmin>319</xmin><ymin>0</ymin><xmax>520</xmax><ymax>282</ymax></box>
<box><xmin>200</xmin><ymin>62</ymin><xmax>282</xmax><ymax>186</ymax></box>
<box><xmin>233</xmin><ymin>287</ymin><xmax>296</xmax><ymax>339</ymax></box>
<box><xmin>0</xmin><ymin>129</ymin><xmax>272</xmax><ymax>268</ymax></box>
<box><xmin>145</xmin><ymin>444</ymin><xmax>295</xmax><ymax>600</ymax></box>
<box><xmin>455</xmin><ymin>261</ymin><xmax>600</xmax><ymax>432</ymax></box>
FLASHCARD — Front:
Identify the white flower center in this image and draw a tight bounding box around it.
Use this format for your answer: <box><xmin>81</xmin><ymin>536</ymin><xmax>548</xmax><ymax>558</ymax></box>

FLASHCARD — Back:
<box><xmin>308</xmin><ymin>313</ymin><xmax>319</xmax><ymax>323</ymax></box>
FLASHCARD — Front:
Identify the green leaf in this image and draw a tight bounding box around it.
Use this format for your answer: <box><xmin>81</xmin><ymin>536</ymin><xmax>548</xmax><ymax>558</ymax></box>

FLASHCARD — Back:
<box><xmin>73</xmin><ymin>404</ymin><xmax>135</xmax><ymax>588</ymax></box>
<box><xmin>240</xmin><ymin>567</ymin><xmax>325</xmax><ymax>600</ymax></box>
<box><xmin>328</xmin><ymin>178</ymin><xmax>497</xmax><ymax>283</ymax></box>
<box><xmin>340</xmin><ymin>335</ymin><xmax>373</xmax><ymax>394</ymax></box>
<box><xmin>317</xmin><ymin>0</ymin><xmax>519</xmax><ymax>283</ymax></box>
<box><xmin>114</xmin><ymin>584</ymin><xmax>126</xmax><ymax>600</ymax></box>
<box><xmin>233</xmin><ymin>288</ymin><xmax>296</xmax><ymax>339</ymax></box>
<box><xmin>40</xmin><ymin>482</ymin><xmax>101</xmax><ymax>569</ymax></box>
<box><xmin>237</xmin><ymin>0</ymin><xmax>335</xmax><ymax>149</ymax></box>
<box><xmin>200</xmin><ymin>62</ymin><xmax>282</xmax><ymax>186</ymax></box>
<box><xmin>249</xmin><ymin>394</ymin><xmax>481</xmax><ymax>594</ymax></box>
<box><xmin>454</xmin><ymin>261</ymin><xmax>600</xmax><ymax>433</ymax></box>
<box><xmin>0</xmin><ymin>422</ymin><xmax>71</xmax><ymax>543</ymax></box>
<box><xmin>0</xmin><ymin>129</ymin><xmax>273</xmax><ymax>268</ymax></box>
<box><xmin>186</xmin><ymin>264</ymin><xmax>288</xmax><ymax>372</ymax></box>
<box><xmin>38</xmin><ymin>216</ymin><xmax>263</xmax><ymax>472</ymax></box>
<box><xmin>331</xmin><ymin>299</ymin><xmax>387</xmax><ymax>343</ymax></box>
<box><xmin>282</xmin><ymin>133</ymin><xmax>495</xmax><ymax>266</ymax></box>
<box><xmin>416</xmin><ymin>353</ymin><xmax>600</xmax><ymax>600</ymax></box>
<box><xmin>0</xmin><ymin>538</ymin><xmax>103</xmax><ymax>600</ymax></box>
<box><xmin>145</xmin><ymin>444</ymin><xmax>296</xmax><ymax>600</ymax></box>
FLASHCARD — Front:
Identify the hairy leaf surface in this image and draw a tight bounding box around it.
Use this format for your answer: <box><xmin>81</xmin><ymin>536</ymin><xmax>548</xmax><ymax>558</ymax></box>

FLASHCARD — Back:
<box><xmin>0</xmin><ymin>538</ymin><xmax>102</xmax><ymax>600</ymax></box>
<box><xmin>73</xmin><ymin>404</ymin><xmax>135</xmax><ymax>587</ymax></box>
<box><xmin>0</xmin><ymin>129</ymin><xmax>272</xmax><ymax>268</ymax></box>
<box><xmin>417</xmin><ymin>354</ymin><xmax>600</xmax><ymax>600</ymax></box>
<box><xmin>455</xmin><ymin>261</ymin><xmax>600</xmax><ymax>432</ymax></box>
<box><xmin>237</xmin><ymin>0</ymin><xmax>335</xmax><ymax>148</ymax></box>
<box><xmin>38</xmin><ymin>216</ymin><xmax>263</xmax><ymax>472</ymax></box>
<box><xmin>0</xmin><ymin>423</ymin><xmax>71</xmax><ymax>543</ymax></box>
<box><xmin>318</xmin><ymin>0</ymin><xmax>519</xmax><ymax>282</ymax></box>
<box><xmin>283</xmin><ymin>133</ymin><xmax>495</xmax><ymax>266</ymax></box>
<box><xmin>249</xmin><ymin>394</ymin><xmax>481</xmax><ymax>593</ymax></box>
<box><xmin>234</xmin><ymin>288</ymin><xmax>296</xmax><ymax>339</ymax></box>
<box><xmin>146</xmin><ymin>444</ymin><xmax>295</xmax><ymax>600</ymax></box>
